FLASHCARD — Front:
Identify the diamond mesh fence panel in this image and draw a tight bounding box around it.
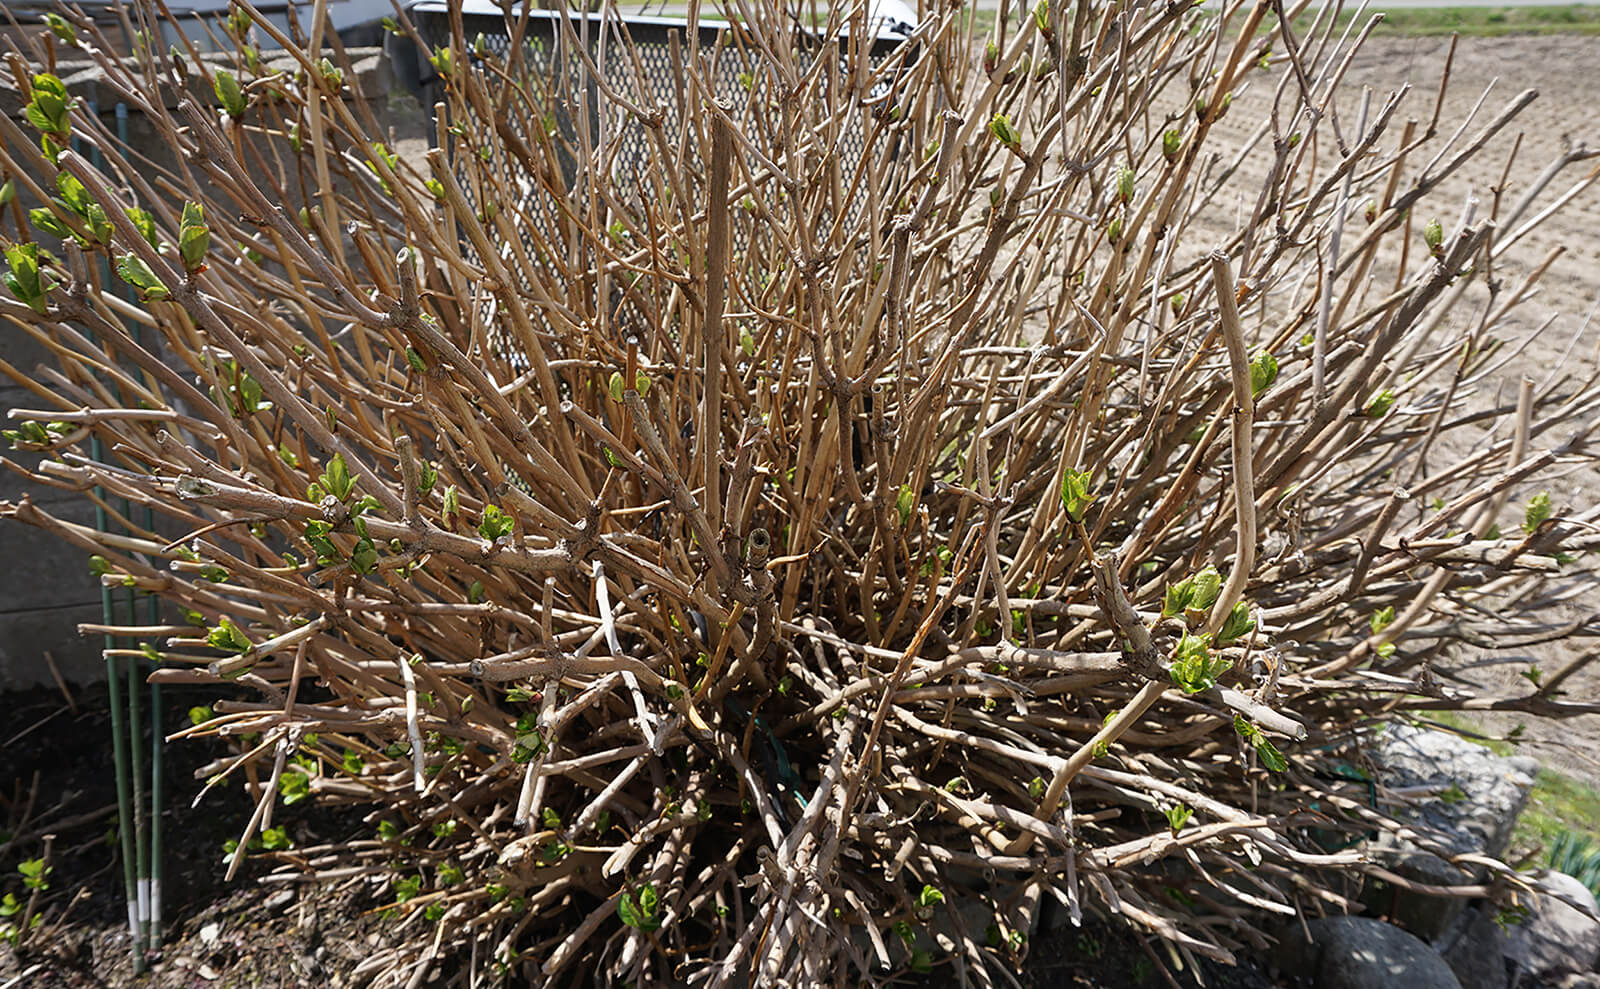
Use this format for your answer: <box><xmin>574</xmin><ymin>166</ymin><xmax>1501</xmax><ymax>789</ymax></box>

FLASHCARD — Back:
<box><xmin>409</xmin><ymin>6</ymin><xmax>916</xmax><ymax>335</ymax></box>
<box><xmin>405</xmin><ymin>6</ymin><xmax>917</xmax><ymax>491</ymax></box>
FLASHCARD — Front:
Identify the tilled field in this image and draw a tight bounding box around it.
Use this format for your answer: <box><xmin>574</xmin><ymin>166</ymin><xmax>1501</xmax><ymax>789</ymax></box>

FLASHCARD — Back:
<box><xmin>1187</xmin><ymin>31</ymin><xmax>1600</xmax><ymax>782</ymax></box>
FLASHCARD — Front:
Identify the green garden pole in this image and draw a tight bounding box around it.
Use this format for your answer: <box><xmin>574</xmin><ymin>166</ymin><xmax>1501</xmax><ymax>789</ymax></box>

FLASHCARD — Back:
<box><xmin>119</xmin><ymin>98</ymin><xmax>165</xmax><ymax>950</ymax></box>
<box><xmin>92</xmin><ymin>440</ymin><xmax>141</xmax><ymax>973</ymax></box>
<box><xmin>85</xmin><ymin>102</ymin><xmax>149</xmax><ymax>970</ymax></box>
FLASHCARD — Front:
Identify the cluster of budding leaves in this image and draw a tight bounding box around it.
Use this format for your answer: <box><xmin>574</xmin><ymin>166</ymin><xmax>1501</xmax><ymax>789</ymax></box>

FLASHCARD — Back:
<box><xmin>1164</xmin><ymin>564</ymin><xmax>1285</xmax><ymax>771</ymax></box>
<box><xmin>4</xmin><ymin>15</ymin><xmax>333</xmax><ymax>313</ymax></box>
<box><xmin>185</xmin><ymin>450</ymin><xmax>516</xmax><ymax>679</ymax></box>
<box><xmin>1060</xmin><ymin>470</ymin><xmax>1282</xmax><ymax>770</ymax></box>
<box><xmin>0</xmin><ymin>70</ymin><xmax>219</xmax><ymax>313</ymax></box>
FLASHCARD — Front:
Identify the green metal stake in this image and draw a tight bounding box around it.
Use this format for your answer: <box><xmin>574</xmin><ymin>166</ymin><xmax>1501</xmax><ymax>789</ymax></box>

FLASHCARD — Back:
<box><xmin>149</xmin><ymin>632</ymin><xmax>163</xmax><ymax>947</ymax></box>
<box><xmin>94</xmin><ymin>437</ymin><xmax>142</xmax><ymax>974</ymax></box>
<box><xmin>120</xmin><ymin>98</ymin><xmax>165</xmax><ymax>950</ymax></box>
<box><xmin>85</xmin><ymin>102</ymin><xmax>149</xmax><ymax>970</ymax></box>
<box><xmin>127</xmin><ymin>622</ymin><xmax>148</xmax><ymax>950</ymax></box>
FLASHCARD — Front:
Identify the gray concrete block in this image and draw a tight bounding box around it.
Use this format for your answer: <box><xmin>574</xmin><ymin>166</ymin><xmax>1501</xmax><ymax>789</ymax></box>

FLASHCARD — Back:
<box><xmin>0</xmin><ymin>499</ymin><xmax>103</xmax><ymax>613</ymax></box>
<box><xmin>0</xmin><ymin>600</ymin><xmax>108</xmax><ymax>687</ymax></box>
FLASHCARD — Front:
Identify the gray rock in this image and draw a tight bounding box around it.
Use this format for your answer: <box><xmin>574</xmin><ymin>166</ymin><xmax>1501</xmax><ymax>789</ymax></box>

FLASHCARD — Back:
<box><xmin>1279</xmin><ymin>915</ymin><xmax>1463</xmax><ymax>989</ymax></box>
<box><xmin>1504</xmin><ymin>872</ymin><xmax>1600</xmax><ymax>980</ymax></box>
<box><xmin>1364</xmin><ymin>724</ymin><xmax>1537</xmax><ymax>940</ymax></box>
<box><xmin>1435</xmin><ymin>904</ymin><xmax>1509</xmax><ymax>989</ymax></box>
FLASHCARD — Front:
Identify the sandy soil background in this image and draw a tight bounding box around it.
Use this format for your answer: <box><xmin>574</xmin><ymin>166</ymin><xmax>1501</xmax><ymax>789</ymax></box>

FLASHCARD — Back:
<box><xmin>1193</xmin><ymin>32</ymin><xmax>1600</xmax><ymax>781</ymax></box>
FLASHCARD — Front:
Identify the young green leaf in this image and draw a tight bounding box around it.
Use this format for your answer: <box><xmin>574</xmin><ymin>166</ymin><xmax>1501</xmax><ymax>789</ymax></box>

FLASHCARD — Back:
<box><xmin>206</xmin><ymin>617</ymin><xmax>252</xmax><ymax>654</ymax></box>
<box><xmin>26</xmin><ymin>74</ymin><xmax>72</xmax><ymax>137</ymax></box>
<box><xmin>1189</xmin><ymin>566</ymin><xmax>1222</xmax><ymax>612</ymax></box>
<box><xmin>29</xmin><ymin>207</ymin><xmax>72</xmax><ymax>241</ymax></box>
<box><xmin>1115</xmin><ymin>165</ymin><xmax>1136</xmax><ymax>204</ymax></box>
<box><xmin>1215</xmin><ymin>601</ymin><xmax>1255</xmax><ymax>644</ymax></box>
<box><xmin>278</xmin><ymin>769</ymin><xmax>311</xmax><ymax>805</ymax></box>
<box><xmin>1249</xmin><ymin>351</ymin><xmax>1278</xmax><ymax>398</ymax></box>
<box><xmin>1424</xmin><ymin>218</ymin><xmax>1444</xmax><ymax>256</ymax></box>
<box><xmin>1162</xmin><ymin>128</ymin><xmax>1182</xmax><ymax>162</ymax></box>
<box><xmin>1164</xmin><ymin>803</ymin><xmax>1192</xmax><ymax>833</ymax></box>
<box><xmin>617</xmin><ymin>884</ymin><xmax>662</xmax><ymax>932</ymax></box>
<box><xmin>316</xmin><ymin>57</ymin><xmax>343</xmax><ymax>90</ymax></box>
<box><xmin>3</xmin><ymin>243</ymin><xmax>52</xmax><ymax>314</ymax></box>
<box><xmin>55</xmin><ymin>171</ymin><xmax>92</xmax><ymax>215</ymax></box>
<box><xmin>179</xmin><ymin>201</ymin><xmax>209</xmax><ymax>272</ymax></box>
<box><xmin>987</xmin><ymin>112</ymin><xmax>1021</xmax><ymax>151</ymax></box>
<box><xmin>478</xmin><ymin>504</ymin><xmax>513</xmax><ymax>542</ymax></box>
<box><xmin>43</xmin><ymin>13</ymin><xmax>77</xmax><ymax>45</ymax></box>
<box><xmin>115</xmin><ymin>254</ymin><xmax>169</xmax><ymax>301</ymax></box>
<box><xmin>1161</xmin><ymin>579</ymin><xmax>1191</xmax><ymax>619</ymax></box>
<box><xmin>391</xmin><ymin>873</ymin><xmax>421</xmax><ymax>901</ymax></box>
<box><xmin>1233</xmin><ymin>715</ymin><xmax>1289</xmax><ymax>771</ymax></box>
<box><xmin>1060</xmin><ymin>467</ymin><xmax>1095</xmax><ymax>523</ymax></box>
<box><xmin>1369</xmin><ymin>605</ymin><xmax>1395</xmax><ymax>635</ymax></box>
<box><xmin>1364</xmin><ymin>388</ymin><xmax>1396</xmax><ymax>418</ymax></box>
<box><xmin>236</xmin><ymin>371</ymin><xmax>264</xmax><ymax>415</ymax></box>
<box><xmin>349</xmin><ymin>537</ymin><xmax>378</xmax><ymax>575</ymax></box>
<box><xmin>1523</xmin><ymin>491</ymin><xmax>1551</xmax><ymax>533</ymax></box>
<box><xmin>18</xmin><ymin>859</ymin><xmax>50</xmax><ymax>891</ymax></box>
<box><xmin>1168</xmin><ymin>631</ymin><xmax>1228</xmax><ymax>695</ymax></box>
<box><xmin>77</xmin><ymin>200</ymin><xmax>108</xmax><ymax>244</ymax></box>
<box><xmin>319</xmin><ymin>453</ymin><xmax>354</xmax><ymax>501</ymax></box>
<box><xmin>442</xmin><ymin>485</ymin><xmax>459</xmax><ymax>524</ymax></box>
<box><xmin>213</xmin><ymin>69</ymin><xmax>246</xmax><ymax>119</ymax></box>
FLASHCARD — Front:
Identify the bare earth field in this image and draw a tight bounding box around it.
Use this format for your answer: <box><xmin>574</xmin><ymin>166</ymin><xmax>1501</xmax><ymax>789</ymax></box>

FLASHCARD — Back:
<box><xmin>1191</xmin><ymin>32</ymin><xmax>1600</xmax><ymax>783</ymax></box>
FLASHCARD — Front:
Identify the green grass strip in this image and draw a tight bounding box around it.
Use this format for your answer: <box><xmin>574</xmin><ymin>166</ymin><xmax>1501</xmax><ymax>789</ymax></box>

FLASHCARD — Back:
<box><xmin>1290</xmin><ymin>4</ymin><xmax>1600</xmax><ymax>38</ymax></box>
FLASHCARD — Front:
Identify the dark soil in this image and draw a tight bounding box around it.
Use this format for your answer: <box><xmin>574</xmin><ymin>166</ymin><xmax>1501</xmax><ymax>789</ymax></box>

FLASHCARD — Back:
<box><xmin>1022</xmin><ymin>918</ymin><xmax>1285</xmax><ymax>989</ymax></box>
<box><xmin>0</xmin><ymin>683</ymin><xmax>1287</xmax><ymax>988</ymax></box>
<box><xmin>0</xmin><ymin>683</ymin><xmax>394</xmax><ymax>988</ymax></box>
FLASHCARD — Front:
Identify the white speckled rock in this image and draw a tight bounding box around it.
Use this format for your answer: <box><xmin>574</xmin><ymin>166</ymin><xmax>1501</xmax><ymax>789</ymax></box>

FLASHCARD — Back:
<box><xmin>1503</xmin><ymin>871</ymin><xmax>1600</xmax><ymax>980</ymax></box>
<box><xmin>1366</xmin><ymin>724</ymin><xmax>1538</xmax><ymax>940</ymax></box>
